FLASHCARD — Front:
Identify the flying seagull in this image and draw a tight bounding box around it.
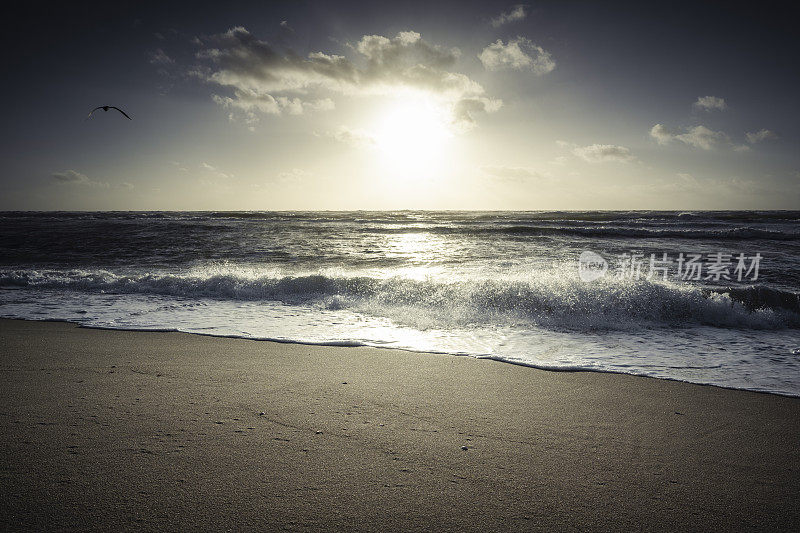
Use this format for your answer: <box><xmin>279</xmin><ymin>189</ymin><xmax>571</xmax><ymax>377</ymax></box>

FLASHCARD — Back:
<box><xmin>87</xmin><ymin>105</ymin><xmax>132</xmax><ymax>120</ymax></box>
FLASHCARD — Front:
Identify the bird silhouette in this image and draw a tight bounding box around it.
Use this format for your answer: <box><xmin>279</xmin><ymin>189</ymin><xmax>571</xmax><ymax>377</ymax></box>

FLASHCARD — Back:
<box><xmin>87</xmin><ymin>105</ymin><xmax>132</xmax><ymax>120</ymax></box>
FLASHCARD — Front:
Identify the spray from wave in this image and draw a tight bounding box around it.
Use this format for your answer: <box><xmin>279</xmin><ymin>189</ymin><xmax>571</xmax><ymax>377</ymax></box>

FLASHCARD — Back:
<box><xmin>2</xmin><ymin>267</ymin><xmax>797</xmax><ymax>331</ymax></box>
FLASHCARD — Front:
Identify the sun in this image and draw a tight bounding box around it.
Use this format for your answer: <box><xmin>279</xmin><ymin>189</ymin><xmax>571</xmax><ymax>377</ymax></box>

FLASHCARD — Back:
<box><xmin>370</xmin><ymin>96</ymin><xmax>452</xmax><ymax>181</ymax></box>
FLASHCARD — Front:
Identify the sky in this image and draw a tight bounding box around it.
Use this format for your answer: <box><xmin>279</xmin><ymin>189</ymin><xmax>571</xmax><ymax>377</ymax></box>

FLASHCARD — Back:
<box><xmin>1</xmin><ymin>0</ymin><xmax>798</xmax><ymax>210</ymax></box>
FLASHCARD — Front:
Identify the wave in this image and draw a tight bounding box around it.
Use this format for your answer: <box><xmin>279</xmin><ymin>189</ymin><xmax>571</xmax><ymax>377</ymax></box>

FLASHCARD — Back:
<box><xmin>357</xmin><ymin>224</ymin><xmax>798</xmax><ymax>240</ymax></box>
<box><xmin>2</xmin><ymin>212</ymin><xmax>796</xmax><ymax>243</ymax></box>
<box><xmin>2</xmin><ymin>268</ymin><xmax>797</xmax><ymax>331</ymax></box>
<box><xmin>524</xmin><ymin>225</ymin><xmax>796</xmax><ymax>240</ymax></box>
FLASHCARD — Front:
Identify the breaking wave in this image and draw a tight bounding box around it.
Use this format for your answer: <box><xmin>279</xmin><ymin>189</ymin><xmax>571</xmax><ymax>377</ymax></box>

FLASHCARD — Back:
<box><xmin>2</xmin><ymin>268</ymin><xmax>797</xmax><ymax>330</ymax></box>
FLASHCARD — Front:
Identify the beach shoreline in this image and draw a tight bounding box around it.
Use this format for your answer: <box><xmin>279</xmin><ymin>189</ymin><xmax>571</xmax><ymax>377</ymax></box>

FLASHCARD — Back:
<box><xmin>11</xmin><ymin>317</ymin><xmax>800</xmax><ymax>399</ymax></box>
<box><xmin>1</xmin><ymin>318</ymin><xmax>799</xmax><ymax>530</ymax></box>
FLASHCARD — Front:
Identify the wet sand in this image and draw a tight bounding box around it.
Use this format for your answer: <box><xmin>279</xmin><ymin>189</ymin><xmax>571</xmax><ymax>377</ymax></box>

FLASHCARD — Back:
<box><xmin>1</xmin><ymin>318</ymin><xmax>799</xmax><ymax>531</ymax></box>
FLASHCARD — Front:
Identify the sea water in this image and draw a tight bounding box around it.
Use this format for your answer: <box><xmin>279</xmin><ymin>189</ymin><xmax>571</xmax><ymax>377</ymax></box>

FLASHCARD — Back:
<box><xmin>1</xmin><ymin>211</ymin><xmax>798</xmax><ymax>395</ymax></box>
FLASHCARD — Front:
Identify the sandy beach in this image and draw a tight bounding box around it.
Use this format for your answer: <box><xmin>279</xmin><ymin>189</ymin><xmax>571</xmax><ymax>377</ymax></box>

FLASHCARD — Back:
<box><xmin>1</xmin><ymin>318</ymin><xmax>799</xmax><ymax>531</ymax></box>
<box><xmin>4</xmin><ymin>0</ymin><xmax>800</xmax><ymax>529</ymax></box>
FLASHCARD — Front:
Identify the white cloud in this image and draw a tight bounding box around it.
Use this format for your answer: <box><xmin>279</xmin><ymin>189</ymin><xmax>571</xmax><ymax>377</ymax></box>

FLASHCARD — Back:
<box><xmin>673</xmin><ymin>125</ymin><xmax>728</xmax><ymax>150</ymax></box>
<box><xmin>278</xmin><ymin>168</ymin><xmax>310</xmax><ymax>182</ymax></box>
<box><xmin>478</xmin><ymin>37</ymin><xmax>555</xmax><ymax>73</ymax></box>
<box><xmin>480</xmin><ymin>165</ymin><xmax>550</xmax><ymax>180</ymax></box>
<box><xmin>323</xmin><ymin>126</ymin><xmax>377</xmax><ymax>149</ymax></box>
<box><xmin>649</xmin><ymin>124</ymin><xmax>728</xmax><ymax>150</ymax></box>
<box><xmin>693</xmin><ymin>96</ymin><xmax>727</xmax><ymax>112</ymax></box>
<box><xmin>190</xmin><ymin>27</ymin><xmax>500</xmax><ymax>130</ymax></box>
<box><xmin>490</xmin><ymin>5</ymin><xmax>527</xmax><ymax>27</ymax></box>
<box><xmin>572</xmin><ymin>144</ymin><xmax>636</xmax><ymax>163</ymax></box>
<box><xmin>200</xmin><ymin>162</ymin><xmax>233</xmax><ymax>179</ymax></box>
<box><xmin>746</xmin><ymin>129</ymin><xmax>778</xmax><ymax>144</ymax></box>
<box><xmin>451</xmin><ymin>97</ymin><xmax>503</xmax><ymax>132</ymax></box>
<box><xmin>213</xmin><ymin>91</ymin><xmax>334</xmax><ymax>122</ymax></box>
<box><xmin>649</xmin><ymin>124</ymin><xmax>673</xmax><ymax>145</ymax></box>
<box><xmin>51</xmin><ymin>170</ymin><xmax>109</xmax><ymax>188</ymax></box>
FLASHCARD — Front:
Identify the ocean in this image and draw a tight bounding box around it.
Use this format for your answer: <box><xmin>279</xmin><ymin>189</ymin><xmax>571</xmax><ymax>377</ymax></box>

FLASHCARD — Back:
<box><xmin>1</xmin><ymin>211</ymin><xmax>799</xmax><ymax>395</ymax></box>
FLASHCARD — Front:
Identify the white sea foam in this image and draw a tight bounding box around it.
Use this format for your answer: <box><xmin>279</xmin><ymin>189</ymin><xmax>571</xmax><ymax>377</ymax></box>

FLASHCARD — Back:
<box><xmin>1</xmin><ymin>267</ymin><xmax>797</xmax><ymax>331</ymax></box>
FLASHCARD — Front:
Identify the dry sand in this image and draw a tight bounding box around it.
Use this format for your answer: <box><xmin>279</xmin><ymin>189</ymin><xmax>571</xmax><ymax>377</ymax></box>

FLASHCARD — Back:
<box><xmin>1</xmin><ymin>318</ymin><xmax>799</xmax><ymax>531</ymax></box>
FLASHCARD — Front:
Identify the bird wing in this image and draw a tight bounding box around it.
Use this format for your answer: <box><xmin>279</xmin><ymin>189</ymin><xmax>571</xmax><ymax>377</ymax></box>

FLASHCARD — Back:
<box><xmin>87</xmin><ymin>106</ymin><xmax>104</xmax><ymax>118</ymax></box>
<box><xmin>109</xmin><ymin>106</ymin><xmax>132</xmax><ymax>120</ymax></box>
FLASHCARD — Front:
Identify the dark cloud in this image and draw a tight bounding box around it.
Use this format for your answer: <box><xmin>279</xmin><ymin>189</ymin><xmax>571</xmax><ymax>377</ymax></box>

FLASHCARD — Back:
<box><xmin>746</xmin><ymin>129</ymin><xmax>778</xmax><ymax>144</ymax></box>
<box><xmin>51</xmin><ymin>170</ymin><xmax>108</xmax><ymax>188</ymax></box>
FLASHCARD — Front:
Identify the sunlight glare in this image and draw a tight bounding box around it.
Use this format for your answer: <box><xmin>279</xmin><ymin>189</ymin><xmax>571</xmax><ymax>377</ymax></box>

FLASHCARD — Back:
<box><xmin>371</xmin><ymin>96</ymin><xmax>452</xmax><ymax>181</ymax></box>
